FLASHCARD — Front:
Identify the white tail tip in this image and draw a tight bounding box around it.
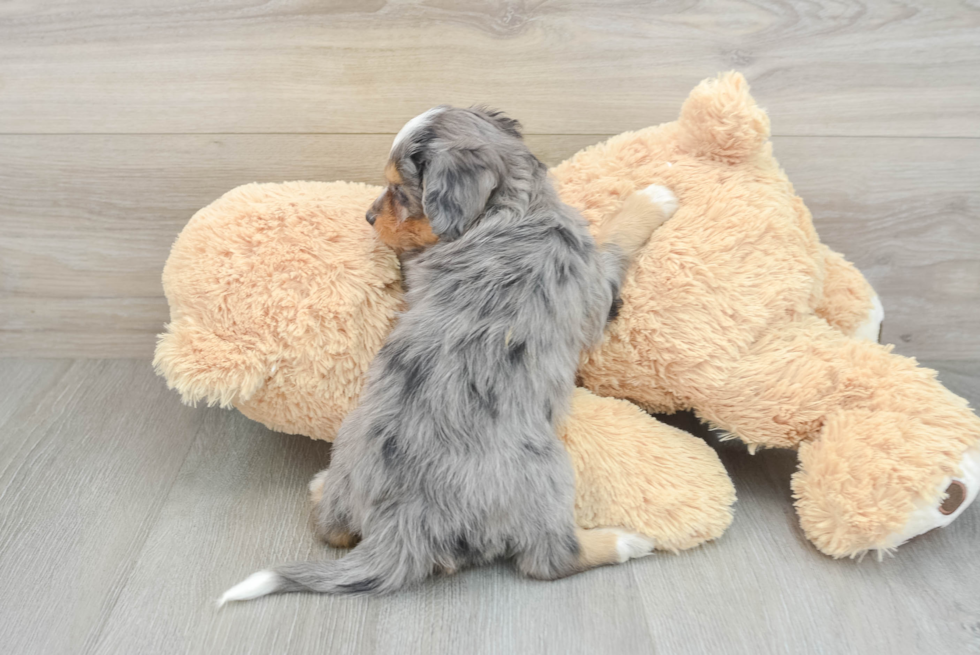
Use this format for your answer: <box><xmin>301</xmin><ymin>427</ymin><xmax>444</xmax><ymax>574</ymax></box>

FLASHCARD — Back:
<box><xmin>218</xmin><ymin>570</ymin><xmax>282</xmax><ymax>607</ymax></box>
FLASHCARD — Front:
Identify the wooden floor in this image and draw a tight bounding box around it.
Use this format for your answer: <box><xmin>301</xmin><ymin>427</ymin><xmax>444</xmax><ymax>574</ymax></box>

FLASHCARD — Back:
<box><xmin>0</xmin><ymin>358</ymin><xmax>978</xmax><ymax>655</ymax></box>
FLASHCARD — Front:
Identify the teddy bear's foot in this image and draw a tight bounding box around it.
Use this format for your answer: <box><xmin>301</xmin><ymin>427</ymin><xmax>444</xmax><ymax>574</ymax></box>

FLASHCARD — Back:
<box><xmin>795</xmin><ymin>402</ymin><xmax>980</xmax><ymax>559</ymax></box>
<box><xmin>852</xmin><ymin>294</ymin><xmax>884</xmax><ymax>343</ymax></box>
<box><xmin>876</xmin><ymin>444</ymin><xmax>980</xmax><ymax>551</ymax></box>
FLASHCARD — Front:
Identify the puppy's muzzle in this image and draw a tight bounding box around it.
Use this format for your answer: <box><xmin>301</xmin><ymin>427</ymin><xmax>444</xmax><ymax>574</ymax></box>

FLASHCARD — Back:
<box><xmin>365</xmin><ymin>209</ymin><xmax>378</xmax><ymax>226</ymax></box>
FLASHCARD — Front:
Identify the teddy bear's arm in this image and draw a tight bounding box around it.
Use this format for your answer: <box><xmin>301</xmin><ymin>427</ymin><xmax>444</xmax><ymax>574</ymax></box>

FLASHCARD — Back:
<box><xmin>153</xmin><ymin>317</ymin><xmax>269</xmax><ymax>409</ymax></box>
<box><xmin>815</xmin><ymin>245</ymin><xmax>883</xmax><ymax>341</ymax></box>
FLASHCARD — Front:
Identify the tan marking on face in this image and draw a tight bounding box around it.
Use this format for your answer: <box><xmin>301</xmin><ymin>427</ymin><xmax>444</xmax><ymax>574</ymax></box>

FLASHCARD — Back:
<box><xmin>373</xmin><ymin>193</ymin><xmax>439</xmax><ymax>253</ymax></box>
<box><xmin>372</xmin><ymin>161</ymin><xmax>439</xmax><ymax>253</ymax></box>
<box><xmin>385</xmin><ymin>161</ymin><xmax>404</xmax><ymax>185</ymax></box>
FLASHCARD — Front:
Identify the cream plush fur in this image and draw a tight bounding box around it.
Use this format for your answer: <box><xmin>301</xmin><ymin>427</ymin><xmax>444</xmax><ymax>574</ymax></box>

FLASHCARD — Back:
<box><xmin>156</xmin><ymin>73</ymin><xmax>980</xmax><ymax>558</ymax></box>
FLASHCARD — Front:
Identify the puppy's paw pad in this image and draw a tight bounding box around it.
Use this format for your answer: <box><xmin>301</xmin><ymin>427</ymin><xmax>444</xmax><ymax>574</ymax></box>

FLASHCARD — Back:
<box><xmin>638</xmin><ymin>184</ymin><xmax>678</xmax><ymax>218</ymax></box>
<box><xmin>604</xmin><ymin>528</ymin><xmax>656</xmax><ymax>562</ymax></box>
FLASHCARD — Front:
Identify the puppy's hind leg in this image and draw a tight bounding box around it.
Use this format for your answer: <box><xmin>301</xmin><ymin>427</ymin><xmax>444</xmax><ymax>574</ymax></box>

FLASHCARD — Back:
<box><xmin>574</xmin><ymin>528</ymin><xmax>656</xmax><ymax>570</ymax></box>
<box><xmin>516</xmin><ymin>527</ymin><xmax>655</xmax><ymax>580</ymax></box>
<box><xmin>308</xmin><ymin>468</ymin><xmax>331</xmax><ymax>505</ymax></box>
<box><xmin>309</xmin><ymin>468</ymin><xmax>360</xmax><ymax>549</ymax></box>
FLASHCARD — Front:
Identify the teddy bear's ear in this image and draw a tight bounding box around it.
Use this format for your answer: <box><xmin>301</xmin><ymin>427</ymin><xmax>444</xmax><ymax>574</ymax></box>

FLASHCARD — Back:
<box><xmin>678</xmin><ymin>71</ymin><xmax>771</xmax><ymax>164</ymax></box>
<box><xmin>153</xmin><ymin>317</ymin><xmax>269</xmax><ymax>409</ymax></box>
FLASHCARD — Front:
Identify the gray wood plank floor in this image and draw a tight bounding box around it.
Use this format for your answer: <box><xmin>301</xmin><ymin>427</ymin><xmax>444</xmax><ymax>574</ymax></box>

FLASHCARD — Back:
<box><xmin>1</xmin><ymin>358</ymin><xmax>978</xmax><ymax>654</ymax></box>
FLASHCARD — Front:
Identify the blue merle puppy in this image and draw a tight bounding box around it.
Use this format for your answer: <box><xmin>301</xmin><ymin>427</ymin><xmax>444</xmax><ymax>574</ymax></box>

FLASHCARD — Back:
<box><xmin>221</xmin><ymin>106</ymin><xmax>678</xmax><ymax>603</ymax></box>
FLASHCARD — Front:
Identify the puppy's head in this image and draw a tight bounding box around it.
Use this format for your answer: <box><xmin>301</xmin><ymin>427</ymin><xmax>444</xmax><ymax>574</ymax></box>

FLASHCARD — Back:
<box><xmin>366</xmin><ymin>106</ymin><xmax>523</xmax><ymax>252</ymax></box>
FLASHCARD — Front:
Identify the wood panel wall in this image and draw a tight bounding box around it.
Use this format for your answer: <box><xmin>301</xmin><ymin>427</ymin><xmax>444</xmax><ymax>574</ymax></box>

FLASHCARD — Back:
<box><xmin>1</xmin><ymin>1</ymin><xmax>978</xmax><ymax>358</ymax></box>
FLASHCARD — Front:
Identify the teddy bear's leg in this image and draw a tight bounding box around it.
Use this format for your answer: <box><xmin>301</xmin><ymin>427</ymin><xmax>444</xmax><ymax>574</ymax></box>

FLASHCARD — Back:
<box><xmin>559</xmin><ymin>388</ymin><xmax>736</xmax><ymax>552</ymax></box>
<box><xmin>694</xmin><ymin>316</ymin><xmax>980</xmax><ymax>558</ymax></box>
<box><xmin>814</xmin><ymin>245</ymin><xmax>883</xmax><ymax>342</ymax></box>
<box><xmin>795</xmin><ymin>410</ymin><xmax>980</xmax><ymax>558</ymax></box>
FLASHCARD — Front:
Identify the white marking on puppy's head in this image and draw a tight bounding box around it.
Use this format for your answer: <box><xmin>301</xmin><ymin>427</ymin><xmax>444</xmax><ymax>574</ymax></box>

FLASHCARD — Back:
<box><xmin>391</xmin><ymin>107</ymin><xmax>445</xmax><ymax>154</ymax></box>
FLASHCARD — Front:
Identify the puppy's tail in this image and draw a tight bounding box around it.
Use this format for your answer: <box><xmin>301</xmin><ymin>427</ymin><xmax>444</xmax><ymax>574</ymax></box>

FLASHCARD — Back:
<box><xmin>218</xmin><ymin>533</ymin><xmax>423</xmax><ymax>605</ymax></box>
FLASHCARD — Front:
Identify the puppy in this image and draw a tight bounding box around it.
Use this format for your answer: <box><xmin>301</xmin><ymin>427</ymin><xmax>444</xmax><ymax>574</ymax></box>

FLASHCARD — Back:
<box><xmin>220</xmin><ymin>107</ymin><xmax>677</xmax><ymax>603</ymax></box>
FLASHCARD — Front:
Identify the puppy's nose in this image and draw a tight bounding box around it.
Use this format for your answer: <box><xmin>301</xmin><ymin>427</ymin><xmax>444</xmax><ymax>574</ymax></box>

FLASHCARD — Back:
<box><xmin>365</xmin><ymin>210</ymin><xmax>377</xmax><ymax>226</ymax></box>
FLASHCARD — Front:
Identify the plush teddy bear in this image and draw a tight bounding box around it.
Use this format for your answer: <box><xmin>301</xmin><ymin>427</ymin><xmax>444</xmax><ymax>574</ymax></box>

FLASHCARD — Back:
<box><xmin>153</xmin><ymin>179</ymin><xmax>737</xmax><ymax>553</ymax></box>
<box><xmin>155</xmin><ymin>72</ymin><xmax>979</xmax><ymax>559</ymax></box>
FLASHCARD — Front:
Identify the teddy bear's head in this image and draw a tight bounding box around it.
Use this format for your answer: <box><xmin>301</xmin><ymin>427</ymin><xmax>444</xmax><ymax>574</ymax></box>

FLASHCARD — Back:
<box><xmin>553</xmin><ymin>72</ymin><xmax>845</xmax><ymax>414</ymax></box>
<box><xmin>155</xmin><ymin>181</ymin><xmax>403</xmax><ymax>439</ymax></box>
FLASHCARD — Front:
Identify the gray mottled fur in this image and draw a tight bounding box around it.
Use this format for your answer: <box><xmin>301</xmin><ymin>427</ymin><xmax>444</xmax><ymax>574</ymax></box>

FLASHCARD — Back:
<box><xmin>258</xmin><ymin>107</ymin><xmax>630</xmax><ymax>596</ymax></box>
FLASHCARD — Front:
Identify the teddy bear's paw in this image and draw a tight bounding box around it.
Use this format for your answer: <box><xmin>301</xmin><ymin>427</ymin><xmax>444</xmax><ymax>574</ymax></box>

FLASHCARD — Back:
<box><xmin>638</xmin><ymin>184</ymin><xmax>679</xmax><ymax>219</ymax></box>
<box><xmin>852</xmin><ymin>294</ymin><xmax>885</xmax><ymax>343</ymax></box>
<box><xmin>877</xmin><ymin>444</ymin><xmax>980</xmax><ymax>551</ymax></box>
<box><xmin>593</xmin><ymin>527</ymin><xmax>657</xmax><ymax>563</ymax></box>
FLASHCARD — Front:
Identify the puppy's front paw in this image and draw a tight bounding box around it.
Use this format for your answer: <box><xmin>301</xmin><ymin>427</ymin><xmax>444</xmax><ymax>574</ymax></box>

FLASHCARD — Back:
<box><xmin>597</xmin><ymin>184</ymin><xmax>679</xmax><ymax>257</ymax></box>
<box><xmin>637</xmin><ymin>184</ymin><xmax>678</xmax><ymax>219</ymax></box>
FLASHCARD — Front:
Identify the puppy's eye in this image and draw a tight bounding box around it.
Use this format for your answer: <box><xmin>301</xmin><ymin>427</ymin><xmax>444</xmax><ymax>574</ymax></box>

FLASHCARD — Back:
<box><xmin>387</xmin><ymin>185</ymin><xmax>412</xmax><ymax>221</ymax></box>
<box><xmin>391</xmin><ymin>185</ymin><xmax>409</xmax><ymax>208</ymax></box>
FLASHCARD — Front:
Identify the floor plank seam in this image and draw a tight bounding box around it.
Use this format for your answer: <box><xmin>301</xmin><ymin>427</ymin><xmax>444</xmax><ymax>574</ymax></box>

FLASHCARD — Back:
<box><xmin>0</xmin><ymin>361</ymin><xmax>81</xmax><ymax>507</ymax></box>
<box><xmin>628</xmin><ymin>562</ymin><xmax>661</xmax><ymax>654</ymax></box>
<box><xmin>80</xmin><ymin>410</ymin><xmax>209</xmax><ymax>655</ymax></box>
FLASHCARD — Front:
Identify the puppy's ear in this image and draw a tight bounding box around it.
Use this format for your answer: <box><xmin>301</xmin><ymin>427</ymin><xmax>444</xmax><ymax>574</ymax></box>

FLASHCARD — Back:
<box><xmin>422</xmin><ymin>147</ymin><xmax>499</xmax><ymax>241</ymax></box>
<box><xmin>471</xmin><ymin>106</ymin><xmax>523</xmax><ymax>140</ymax></box>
